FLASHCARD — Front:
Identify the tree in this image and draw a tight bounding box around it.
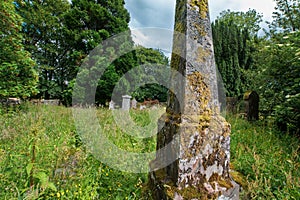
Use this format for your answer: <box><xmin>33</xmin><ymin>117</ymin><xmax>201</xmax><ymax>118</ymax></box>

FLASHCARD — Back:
<box><xmin>63</xmin><ymin>0</ymin><xmax>137</xmax><ymax>105</ymax></box>
<box><xmin>249</xmin><ymin>0</ymin><xmax>300</xmax><ymax>135</ymax></box>
<box><xmin>252</xmin><ymin>31</ymin><xmax>300</xmax><ymax>135</ymax></box>
<box><xmin>16</xmin><ymin>0</ymin><xmax>135</xmax><ymax>105</ymax></box>
<box><xmin>212</xmin><ymin>12</ymin><xmax>258</xmax><ymax>97</ymax></box>
<box><xmin>131</xmin><ymin>47</ymin><xmax>170</xmax><ymax>102</ymax></box>
<box><xmin>15</xmin><ymin>0</ymin><xmax>71</xmax><ymax>99</ymax></box>
<box><xmin>0</xmin><ymin>0</ymin><xmax>38</xmax><ymax>99</ymax></box>
<box><xmin>269</xmin><ymin>0</ymin><xmax>300</xmax><ymax>32</ymax></box>
<box><xmin>216</xmin><ymin>9</ymin><xmax>263</xmax><ymax>36</ymax></box>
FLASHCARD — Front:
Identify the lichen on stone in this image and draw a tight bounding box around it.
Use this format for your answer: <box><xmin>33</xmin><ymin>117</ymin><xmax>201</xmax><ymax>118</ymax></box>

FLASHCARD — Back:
<box><xmin>189</xmin><ymin>0</ymin><xmax>209</xmax><ymax>19</ymax></box>
<box><xmin>194</xmin><ymin>23</ymin><xmax>206</xmax><ymax>37</ymax></box>
<box><xmin>196</xmin><ymin>46</ymin><xmax>210</xmax><ymax>63</ymax></box>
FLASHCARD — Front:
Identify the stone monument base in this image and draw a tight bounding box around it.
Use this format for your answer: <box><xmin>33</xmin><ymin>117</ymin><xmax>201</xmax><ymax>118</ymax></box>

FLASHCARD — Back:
<box><xmin>148</xmin><ymin>170</ymin><xmax>239</xmax><ymax>200</ymax></box>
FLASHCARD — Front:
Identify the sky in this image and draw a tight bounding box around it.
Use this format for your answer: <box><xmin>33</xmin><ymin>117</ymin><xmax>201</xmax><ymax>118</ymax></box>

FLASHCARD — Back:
<box><xmin>124</xmin><ymin>0</ymin><xmax>276</xmax><ymax>53</ymax></box>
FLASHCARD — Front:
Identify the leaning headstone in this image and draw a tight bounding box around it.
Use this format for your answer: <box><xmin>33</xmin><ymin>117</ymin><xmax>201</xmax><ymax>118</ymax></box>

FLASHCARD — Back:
<box><xmin>122</xmin><ymin>95</ymin><xmax>131</xmax><ymax>111</ymax></box>
<box><xmin>148</xmin><ymin>0</ymin><xmax>239</xmax><ymax>199</ymax></box>
<box><xmin>131</xmin><ymin>98</ymin><xmax>137</xmax><ymax>109</ymax></box>
<box><xmin>244</xmin><ymin>91</ymin><xmax>259</xmax><ymax>121</ymax></box>
<box><xmin>109</xmin><ymin>100</ymin><xmax>115</xmax><ymax>110</ymax></box>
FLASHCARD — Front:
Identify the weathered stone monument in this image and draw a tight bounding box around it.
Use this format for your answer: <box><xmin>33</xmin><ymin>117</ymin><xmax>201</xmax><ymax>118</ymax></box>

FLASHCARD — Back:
<box><xmin>244</xmin><ymin>91</ymin><xmax>259</xmax><ymax>121</ymax></box>
<box><xmin>148</xmin><ymin>0</ymin><xmax>239</xmax><ymax>199</ymax></box>
<box><xmin>122</xmin><ymin>95</ymin><xmax>131</xmax><ymax>110</ymax></box>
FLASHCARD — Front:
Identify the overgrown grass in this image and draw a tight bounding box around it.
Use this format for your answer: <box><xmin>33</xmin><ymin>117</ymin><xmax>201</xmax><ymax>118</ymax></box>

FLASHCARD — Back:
<box><xmin>228</xmin><ymin>115</ymin><xmax>300</xmax><ymax>199</ymax></box>
<box><xmin>0</xmin><ymin>105</ymin><xmax>153</xmax><ymax>199</ymax></box>
<box><xmin>0</xmin><ymin>105</ymin><xmax>299</xmax><ymax>199</ymax></box>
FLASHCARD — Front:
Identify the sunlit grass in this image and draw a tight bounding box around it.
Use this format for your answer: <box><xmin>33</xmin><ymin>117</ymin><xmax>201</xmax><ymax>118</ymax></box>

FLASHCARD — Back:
<box><xmin>0</xmin><ymin>105</ymin><xmax>299</xmax><ymax>199</ymax></box>
<box><xmin>228</xmin><ymin>115</ymin><xmax>300</xmax><ymax>199</ymax></box>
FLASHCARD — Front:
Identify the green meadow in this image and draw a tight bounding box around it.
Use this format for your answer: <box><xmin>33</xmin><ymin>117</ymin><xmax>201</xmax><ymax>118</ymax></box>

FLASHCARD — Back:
<box><xmin>0</xmin><ymin>105</ymin><xmax>299</xmax><ymax>199</ymax></box>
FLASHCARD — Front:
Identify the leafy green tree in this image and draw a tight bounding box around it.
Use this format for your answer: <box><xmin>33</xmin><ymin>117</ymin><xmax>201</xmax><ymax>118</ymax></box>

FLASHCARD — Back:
<box><xmin>131</xmin><ymin>47</ymin><xmax>170</xmax><ymax>102</ymax></box>
<box><xmin>15</xmin><ymin>0</ymin><xmax>71</xmax><ymax>99</ymax></box>
<box><xmin>16</xmin><ymin>0</ymin><xmax>135</xmax><ymax>105</ymax></box>
<box><xmin>216</xmin><ymin>9</ymin><xmax>263</xmax><ymax>36</ymax></box>
<box><xmin>250</xmin><ymin>0</ymin><xmax>300</xmax><ymax>135</ymax></box>
<box><xmin>0</xmin><ymin>0</ymin><xmax>38</xmax><ymax>99</ymax></box>
<box><xmin>269</xmin><ymin>0</ymin><xmax>300</xmax><ymax>32</ymax></box>
<box><xmin>253</xmin><ymin>31</ymin><xmax>300</xmax><ymax>134</ymax></box>
<box><xmin>212</xmin><ymin>11</ymin><xmax>260</xmax><ymax>97</ymax></box>
<box><xmin>65</xmin><ymin>0</ymin><xmax>136</xmax><ymax>105</ymax></box>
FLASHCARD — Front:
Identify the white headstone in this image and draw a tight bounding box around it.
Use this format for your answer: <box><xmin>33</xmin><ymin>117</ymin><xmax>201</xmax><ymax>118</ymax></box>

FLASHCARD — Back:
<box><xmin>122</xmin><ymin>95</ymin><xmax>131</xmax><ymax>110</ymax></box>
<box><xmin>109</xmin><ymin>100</ymin><xmax>115</xmax><ymax>110</ymax></box>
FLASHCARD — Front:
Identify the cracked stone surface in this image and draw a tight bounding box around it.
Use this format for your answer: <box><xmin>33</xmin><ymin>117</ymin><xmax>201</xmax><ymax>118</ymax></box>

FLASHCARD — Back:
<box><xmin>148</xmin><ymin>0</ymin><xmax>239</xmax><ymax>199</ymax></box>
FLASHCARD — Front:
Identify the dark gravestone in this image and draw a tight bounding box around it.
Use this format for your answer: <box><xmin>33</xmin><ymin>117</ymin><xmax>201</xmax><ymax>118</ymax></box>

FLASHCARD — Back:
<box><xmin>226</xmin><ymin>97</ymin><xmax>238</xmax><ymax>114</ymax></box>
<box><xmin>244</xmin><ymin>91</ymin><xmax>259</xmax><ymax>121</ymax></box>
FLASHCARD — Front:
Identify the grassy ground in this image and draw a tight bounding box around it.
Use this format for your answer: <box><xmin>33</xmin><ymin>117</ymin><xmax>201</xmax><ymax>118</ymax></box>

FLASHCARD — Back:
<box><xmin>0</xmin><ymin>105</ymin><xmax>299</xmax><ymax>199</ymax></box>
<box><xmin>228</xmin><ymin>115</ymin><xmax>300</xmax><ymax>199</ymax></box>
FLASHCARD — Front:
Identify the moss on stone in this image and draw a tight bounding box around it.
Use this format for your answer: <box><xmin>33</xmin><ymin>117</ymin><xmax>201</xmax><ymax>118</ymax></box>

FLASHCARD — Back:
<box><xmin>230</xmin><ymin>170</ymin><xmax>248</xmax><ymax>190</ymax></box>
<box><xmin>209</xmin><ymin>173</ymin><xmax>233</xmax><ymax>190</ymax></box>
<box><xmin>170</xmin><ymin>52</ymin><xmax>182</xmax><ymax>71</ymax></box>
<box><xmin>175</xmin><ymin>22</ymin><xmax>185</xmax><ymax>33</ymax></box>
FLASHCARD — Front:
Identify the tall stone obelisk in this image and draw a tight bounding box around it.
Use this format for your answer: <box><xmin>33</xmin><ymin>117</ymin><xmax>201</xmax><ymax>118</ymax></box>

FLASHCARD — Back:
<box><xmin>148</xmin><ymin>0</ymin><xmax>239</xmax><ymax>199</ymax></box>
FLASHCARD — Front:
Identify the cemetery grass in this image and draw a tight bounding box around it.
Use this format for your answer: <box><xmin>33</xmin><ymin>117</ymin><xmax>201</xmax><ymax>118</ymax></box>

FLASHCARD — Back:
<box><xmin>0</xmin><ymin>105</ymin><xmax>299</xmax><ymax>199</ymax></box>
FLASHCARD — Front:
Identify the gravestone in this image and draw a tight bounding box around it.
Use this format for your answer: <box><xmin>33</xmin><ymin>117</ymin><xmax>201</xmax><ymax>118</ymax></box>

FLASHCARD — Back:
<box><xmin>244</xmin><ymin>91</ymin><xmax>259</xmax><ymax>121</ymax></box>
<box><xmin>109</xmin><ymin>100</ymin><xmax>115</xmax><ymax>110</ymax></box>
<box><xmin>148</xmin><ymin>0</ymin><xmax>239</xmax><ymax>199</ymax></box>
<box><xmin>226</xmin><ymin>97</ymin><xmax>238</xmax><ymax>114</ymax></box>
<box><xmin>131</xmin><ymin>98</ymin><xmax>137</xmax><ymax>109</ymax></box>
<box><xmin>42</xmin><ymin>99</ymin><xmax>60</xmax><ymax>106</ymax></box>
<box><xmin>122</xmin><ymin>95</ymin><xmax>131</xmax><ymax>110</ymax></box>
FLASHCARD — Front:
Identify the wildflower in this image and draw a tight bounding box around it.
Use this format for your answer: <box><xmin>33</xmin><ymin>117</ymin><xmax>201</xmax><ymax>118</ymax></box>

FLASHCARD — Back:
<box><xmin>57</xmin><ymin>192</ymin><xmax>60</xmax><ymax>198</ymax></box>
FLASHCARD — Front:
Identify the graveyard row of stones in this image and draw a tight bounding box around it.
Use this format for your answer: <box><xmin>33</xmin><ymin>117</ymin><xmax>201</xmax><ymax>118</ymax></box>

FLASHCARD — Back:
<box><xmin>109</xmin><ymin>95</ymin><xmax>161</xmax><ymax>110</ymax></box>
<box><xmin>0</xmin><ymin>98</ymin><xmax>61</xmax><ymax>107</ymax></box>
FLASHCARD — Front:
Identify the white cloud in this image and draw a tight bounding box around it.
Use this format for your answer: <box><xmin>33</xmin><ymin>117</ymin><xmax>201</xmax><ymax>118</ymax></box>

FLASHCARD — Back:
<box><xmin>125</xmin><ymin>0</ymin><xmax>276</xmax><ymax>49</ymax></box>
<box><xmin>131</xmin><ymin>28</ymin><xmax>173</xmax><ymax>52</ymax></box>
